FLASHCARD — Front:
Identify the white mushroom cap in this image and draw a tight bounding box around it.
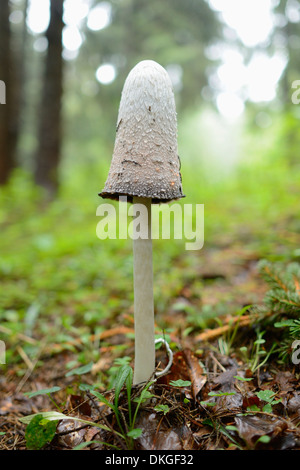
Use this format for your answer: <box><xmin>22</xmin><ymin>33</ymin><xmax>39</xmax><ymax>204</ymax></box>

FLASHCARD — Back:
<box><xmin>99</xmin><ymin>60</ymin><xmax>184</xmax><ymax>203</ymax></box>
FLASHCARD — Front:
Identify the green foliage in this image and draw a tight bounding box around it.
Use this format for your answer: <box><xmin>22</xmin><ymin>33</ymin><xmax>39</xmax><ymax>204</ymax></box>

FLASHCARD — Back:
<box><xmin>21</xmin><ymin>361</ymin><xmax>153</xmax><ymax>450</ymax></box>
<box><xmin>21</xmin><ymin>410</ymin><xmax>123</xmax><ymax>448</ymax></box>
<box><xmin>126</xmin><ymin>428</ymin><xmax>143</xmax><ymax>439</ymax></box>
<box><xmin>238</xmin><ymin>330</ymin><xmax>278</xmax><ymax>372</ymax></box>
<box><xmin>251</xmin><ymin>260</ymin><xmax>300</xmax><ymax>363</ymax></box>
<box><xmin>24</xmin><ymin>387</ymin><xmax>61</xmax><ymax>399</ymax></box>
<box><xmin>154</xmin><ymin>404</ymin><xmax>170</xmax><ymax>415</ymax></box>
<box><xmin>255</xmin><ymin>435</ymin><xmax>271</xmax><ymax>445</ymax></box>
<box><xmin>91</xmin><ymin>364</ymin><xmax>154</xmax><ymax>449</ymax></box>
<box><xmin>1</xmin><ymin>89</ymin><xmax>300</xmax><ymax>384</ymax></box>
<box><xmin>169</xmin><ymin>379</ymin><xmax>191</xmax><ymax>388</ymax></box>
<box><xmin>65</xmin><ymin>362</ymin><xmax>94</xmax><ymax>377</ymax></box>
<box><xmin>258</xmin><ymin>260</ymin><xmax>300</xmax><ymax>318</ymax></box>
<box><xmin>25</xmin><ymin>414</ymin><xmax>58</xmax><ymax>450</ymax></box>
<box><xmin>234</xmin><ymin>376</ymin><xmax>253</xmax><ymax>382</ymax></box>
<box><xmin>73</xmin><ymin>440</ymin><xmax>119</xmax><ymax>450</ymax></box>
<box><xmin>207</xmin><ymin>391</ymin><xmax>236</xmax><ymax>397</ymax></box>
<box><xmin>1</xmin><ymin>132</ymin><xmax>300</xmax><ymax>373</ymax></box>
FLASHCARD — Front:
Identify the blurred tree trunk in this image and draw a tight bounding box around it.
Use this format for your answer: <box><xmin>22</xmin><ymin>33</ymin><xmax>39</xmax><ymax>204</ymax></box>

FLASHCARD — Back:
<box><xmin>0</xmin><ymin>0</ymin><xmax>14</xmax><ymax>185</ymax></box>
<box><xmin>34</xmin><ymin>0</ymin><xmax>64</xmax><ymax>195</ymax></box>
<box><xmin>13</xmin><ymin>0</ymin><xmax>29</xmax><ymax>163</ymax></box>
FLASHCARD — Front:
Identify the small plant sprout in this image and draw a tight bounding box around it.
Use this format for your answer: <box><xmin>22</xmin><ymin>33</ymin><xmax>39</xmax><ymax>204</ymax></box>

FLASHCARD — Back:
<box><xmin>99</xmin><ymin>60</ymin><xmax>184</xmax><ymax>384</ymax></box>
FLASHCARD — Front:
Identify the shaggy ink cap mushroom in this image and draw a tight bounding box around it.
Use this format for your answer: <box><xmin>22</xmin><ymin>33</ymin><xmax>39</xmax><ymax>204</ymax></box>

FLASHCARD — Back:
<box><xmin>99</xmin><ymin>60</ymin><xmax>184</xmax><ymax>384</ymax></box>
<box><xmin>99</xmin><ymin>60</ymin><xmax>184</xmax><ymax>203</ymax></box>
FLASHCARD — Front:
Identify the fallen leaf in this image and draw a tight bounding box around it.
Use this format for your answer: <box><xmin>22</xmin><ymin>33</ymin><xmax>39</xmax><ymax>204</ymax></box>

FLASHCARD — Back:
<box><xmin>157</xmin><ymin>351</ymin><xmax>190</xmax><ymax>385</ymax></box>
<box><xmin>287</xmin><ymin>392</ymin><xmax>300</xmax><ymax>416</ymax></box>
<box><xmin>56</xmin><ymin>419</ymin><xmax>87</xmax><ymax>449</ymax></box>
<box><xmin>242</xmin><ymin>395</ymin><xmax>261</xmax><ymax>410</ymax></box>
<box><xmin>25</xmin><ymin>414</ymin><xmax>57</xmax><ymax>450</ymax></box>
<box><xmin>212</xmin><ymin>367</ymin><xmax>238</xmax><ymax>387</ymax></box>
<box><xmin>234</xmin><ymin>415</ymin><xmax>287</xmax><ymax>448</ymax></box>
<box><xmin>135</xmin><ymin>412</ymin><xmax>183</xmax><ymax>450</ymax></box>
<box><xmin>67</xmin><ymin>395</ymin><xmax>91</xmax><ymax>417</ymax></box>
<box><xmin>182</xmin><ymin>349</ymin><xmax>206</xmax><ymax>400</ymax></box>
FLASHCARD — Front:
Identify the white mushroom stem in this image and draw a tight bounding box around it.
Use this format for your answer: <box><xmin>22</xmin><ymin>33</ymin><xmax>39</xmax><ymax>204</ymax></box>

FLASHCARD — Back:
<box><xmin>132</xmin><ymin>196</ymin><xmax>155</xmax><ymax>384</ymax></box>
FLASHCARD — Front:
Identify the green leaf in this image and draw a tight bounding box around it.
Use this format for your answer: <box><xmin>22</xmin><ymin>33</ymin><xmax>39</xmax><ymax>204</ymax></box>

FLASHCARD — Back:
<box><xmin>154</xmin><ymin>404</ymin><xmax>170</xmax><ymax>415</ymax></box>
<box><xmin>127</xmin><ymin>428</ymin><xmax>143</xmax><ymax>439</ymax></box>
<box><xmin>247</xmin><ymin>405</ymin><xmax>260</xmax><ymax>412</ymax></box>
<box><xmin>274</xmin><ymin>320</ymin><xmax>296</xmax><ymax>328</ymax></box>
<box><xmin>113</xmin><ymin>357</ymin><xmax>132</xmax><ymax>367</ymax></box>
<box><xmin>254</xmin><ymin>339</ymin><xmax>266</xmax><ymax>345</ymax></box>
<box><xmin>225</xmin><ymin>425</ymin><xmax>238</xmax><ymax>431</ymax></box>
<box><xmin>262</xmin><ymin>403</ymin><xmax>273</xmax><ymax>413</ymax></box>
<box><xmin>202</xmin><ymin>418</ymin><xmax>214</xmax><ymax>427</ymax></box>
<box><xmin>24</xmin><ymin>386</ymin><xmax>61</xmax><ymax>398</ymax></box>
<box><xmin>111</xmin><ymin>364</ymin><xmax>133</xmax><ymax>436</ymax></box>
<box><xmin>234</xmin><ymin>376</ymin><xmax>253</xmax><ymax>382</ymax></box>
<box><xmin>219</xmin><ymin>425</ymin><xmax>241</xmax><ymax>448</ymax></box>
<box><xmin>133</xmin><ymin>390</ymin><xmax>153</xmax><ymax>404</ymax></box>
<box><xmin>79</xmin><ymin>383</ymin><xmax>95</xmax><ymax>392</ymax></box>
<box><xmin>200</xmin><ymin>401</ymin><xmax>216</xmax><ymax>407</ymax></box>
<box><xmin>90</xmin><ymin>390</ymin><xmax>115</xmax><ymax>411</ymax></box>
<box><xmin>73</xmin><ymin>440</ymin><xmax>120</xmax><ymax>450</ymax></box>
<box><xmin>207</xmin><ymin>391</ymin><xmax>236</xmax><ymax>397</ymax></box>
<box><xmin>256</xmin><ymin>390</ymin><xmax>275</xmax><ymax>402</ymax></box>
<box><xmin>25</xmin><ymin>414</ymin><xmax>57</xmax><ymax>450</ymax></box>
<box><xmin>20</xmin><ymin>411</ymin><xmax>125</xmax><ymax>439</ymax></box>
<box><xmin>20</xmin><ymin>411</ymin><xmax>66</xmax><ymax>424</ymax></box>
<box><xmin>65</xmin><ymin>361</ymin><xmax>93</xmax><ymax>377</ymax></box>
<box><xmin>256</xmin><ymin>435</ymin><xmax>271</xmax><ymax>444</ymax></box>
<box><xmin>113</xmin><ymin>364</ymin><xmax>133</xmax><ymax>409</ymax></box>
<box><xmin>131</xmin><ymin>381</ymin><xmax>155</xmax><ymax>427</ymax></box>
<box><xmin>169</xmin><ymin>379</ymin><xmax>191</xmax><ymax>387</ymax></box>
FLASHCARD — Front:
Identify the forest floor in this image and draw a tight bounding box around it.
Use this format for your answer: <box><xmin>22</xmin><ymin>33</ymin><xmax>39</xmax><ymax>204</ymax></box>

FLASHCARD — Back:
<box><xmin>1</xmin><ymin>237</ymin><xmax>299</xmax><ymax>450</ymax></box>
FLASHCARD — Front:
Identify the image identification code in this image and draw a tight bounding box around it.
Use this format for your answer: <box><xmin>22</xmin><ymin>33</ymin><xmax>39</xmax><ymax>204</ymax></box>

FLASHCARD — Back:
<box><xmin>105</xmin><ymin>454</ymin><xmax>194</xmax><ymax>466</ymax></box>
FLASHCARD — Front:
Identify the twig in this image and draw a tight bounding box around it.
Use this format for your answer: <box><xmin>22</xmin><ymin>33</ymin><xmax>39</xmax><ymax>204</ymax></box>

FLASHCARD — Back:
<box><xmin>195</xmin><ymin>315</ymin><xmax>252</xmax><ymax>342</ymax></box>
<box><xmin>209</xmin><ymin>352</ymin><xmax>226</xmax><ymax>372</ymax></box>
<box><xmin>15</xmin><ymin>339</ymin><xmax>47</xmax><ymax>393</ymax></box>
<box><xmin>0</xmin><ymin>325</ymin><xmax>37</xmax><ymax>345</ymax></box>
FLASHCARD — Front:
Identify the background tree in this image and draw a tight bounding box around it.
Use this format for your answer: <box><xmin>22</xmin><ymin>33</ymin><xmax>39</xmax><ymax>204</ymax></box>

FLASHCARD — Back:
<box><xmin>272</xmin><ymin>0</ymin><xmax>300</xmax><ymax>104</ymax></box>
<box><xmin>0</xmin><ymin>0</ymin><xmax>14</xmax><ymax>184</ymax></box>
<box><xmin>34</xmin><ymin>0</ymin><xmax>64</xmax><ymax>195</ymax></box>
<box><xmin>0</xmin><ymin>0</ymin><xmax>30</xmax><ymax>185</ymax></box>
<box><xmin>271</xmin><ymin>0</ymin><xmax>300</xmax><ymax>167</ymax></box>
<box><xmin>13</xmin><ymin>0</ymin><xmax>30</xmax><ymax>165</ymax></box>
<box><xmin>66</xmin><ymin>0</ymin><xmax>222</xmax><ymax>152</ymax></box>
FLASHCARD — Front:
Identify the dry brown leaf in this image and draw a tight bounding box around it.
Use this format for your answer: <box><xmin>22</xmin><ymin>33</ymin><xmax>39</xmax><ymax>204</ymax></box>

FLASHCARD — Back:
<box><xmin>234</xmin><ymin>415</ymin><xmax>287</xmax><ymax>448</ymax></box>
<box><xmin>182</xmin><ymin>349</ymin><xmax>206</xmax><ymax>400</ymax></box>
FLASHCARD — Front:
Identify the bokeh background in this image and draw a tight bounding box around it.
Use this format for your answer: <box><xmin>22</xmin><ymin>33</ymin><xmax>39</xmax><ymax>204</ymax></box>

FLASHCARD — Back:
<box><xmin>0</xmin><ymin>0</ymin><xmax>300</xmax><ymax>379</ymax></box>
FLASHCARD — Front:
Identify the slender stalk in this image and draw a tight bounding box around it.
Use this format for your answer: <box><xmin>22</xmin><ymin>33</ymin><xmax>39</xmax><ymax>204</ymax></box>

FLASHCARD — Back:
<box><xmin>132</xmin><ymin>197</ymin><xmax>155</xmax><ymax>384</ymax></box>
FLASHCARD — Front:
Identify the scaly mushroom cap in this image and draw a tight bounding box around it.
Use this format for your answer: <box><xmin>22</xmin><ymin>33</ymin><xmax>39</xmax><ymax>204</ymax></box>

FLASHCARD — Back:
<box><xmin>99</xmin><ymin>60</ymin><xmax>184</xmax><ymax>203</ymax></box>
